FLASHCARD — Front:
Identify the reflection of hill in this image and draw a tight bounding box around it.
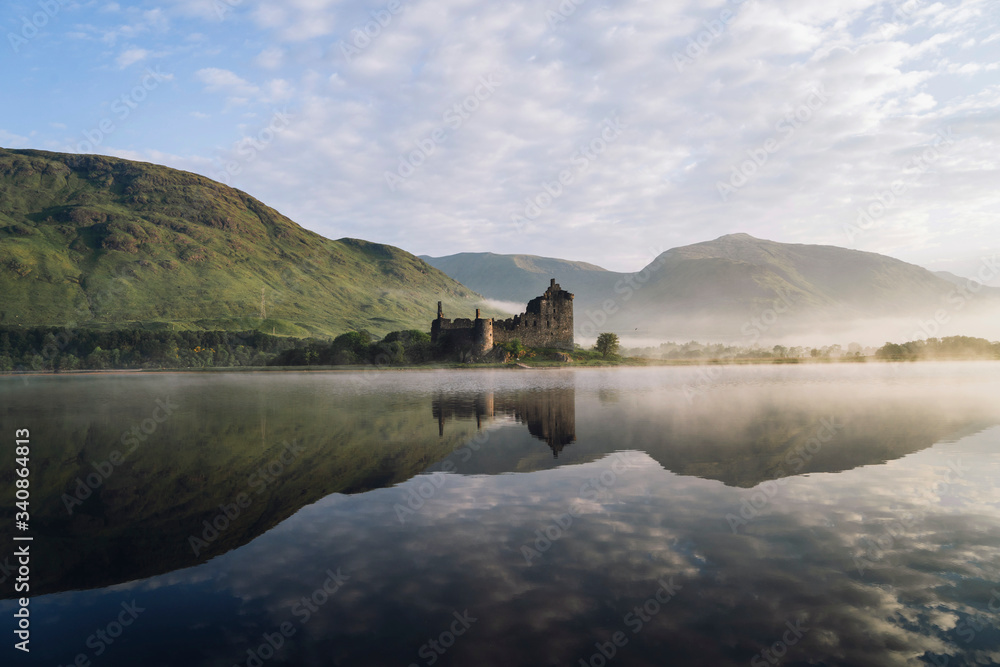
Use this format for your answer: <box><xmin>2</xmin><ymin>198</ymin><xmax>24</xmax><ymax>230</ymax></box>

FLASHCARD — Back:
<box><xmin>440</xmin><ymin>380</ymin><xmax>1000</xmax><ymax>488</ymax></box>
<box><xmin>630</xmin><ymin>408</ymin><xmax>996</xmax><ymax>488</ymax></box>
<box><xmin>0</xmin><ymin>376</ymin><xmax>480</xmax><ymax>599</ymax></box>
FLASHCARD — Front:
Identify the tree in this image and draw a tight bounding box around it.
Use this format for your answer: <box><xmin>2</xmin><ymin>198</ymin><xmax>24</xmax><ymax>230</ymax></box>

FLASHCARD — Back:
<box><xmin>500</xmin><ymin>339</ymin><xmax>526</xmax><ymax>360</ymax></box>
<box><xmin>329</xmin><ymin>331</ymin><xmax>374</xmax><ymax>365</ymax></box>
<box><xmin>595</xmin><ymin>333</ymin><xmax>620</xmax><ymax>358</ymax></box>
<box><xmin>55</xmin><ymin>353</ymin><xmax>80</xmax><ymax>372</ymax></box>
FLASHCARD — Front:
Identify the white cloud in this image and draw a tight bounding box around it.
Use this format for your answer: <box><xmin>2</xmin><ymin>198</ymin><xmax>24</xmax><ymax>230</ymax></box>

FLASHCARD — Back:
<box><xmin>196</xmin><ymin>67</ymin><xmax>261</xmax><ymax>97</ymax></box>
<box><xmin>0</xmin><ymin>129</ymin><xmax>32</xmax><ymax>148</ymax></box>
<box><xmin>265</xmin><ymin>78</ymin><xmax>294</xmax><ymax>101</ymax></box>
<box><xmin>482</xmin><ymin>299</ymin><xmax>524</xmax><ymax>315</ymax></box>
<box><xmin>116</xmin><ymin>47</ymin><xmax>149</xmax><ymax>67</ymax></box>
<box><xmin>254</xmin><ymin>46</ymin><xmax>285</xmax><ymax>70</ymax></box>
<box><xmin>92</xmin><ymin>7</ymin><xmax>170</xmax><ymax>47</ymax></box>
<box><xmin>69</xmin><ymin>0</ymin><xmax>1000</xmax><ymax>272</ymax></box>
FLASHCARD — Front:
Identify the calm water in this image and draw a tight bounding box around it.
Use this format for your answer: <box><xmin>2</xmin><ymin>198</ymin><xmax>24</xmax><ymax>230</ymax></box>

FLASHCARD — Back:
<box><xmin>2</xmin><ymin>363</ymin><xmax>1000</xmax><ymax>667</ymax></box>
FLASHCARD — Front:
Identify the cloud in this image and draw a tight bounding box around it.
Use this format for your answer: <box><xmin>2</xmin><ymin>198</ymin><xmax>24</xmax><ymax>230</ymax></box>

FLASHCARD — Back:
<box><xmin>483</xmin><ymin>299</ymin><xmax>525</xmax><ymax>315</ymax></box>
<box><xmin>0</xmin><ymin>129</ymin><xmax>31</xmax><ymax>148</ymax></box>
<box><xmin>84</xmin><ymin>418</ymin><xmax>1000</xmax><ymax>666</ymax></box>
<box><xmin>116</xmin><ymin>47</ymin><xmax>150</xmax><ymax>67</ymax></box>
<box><xmin>90</xmin><ymin>7</ymin><xmax>170</xmax><ymax>47</ymax></box>
<box><xmin>195</xmin><ymin>67</ymin><xmax>261</xmax><ymax>97</ymax></box>
<box><xmin>37</xmin><ymin>0</ymin><xmax>999</xmax><ymax>278</ymax></box>
<box><xmin>254</xmin><ymin>46</ymin><xmax>285</xmax><ymax>70</ymax></box>
<box><xmin>265</xmin><ymin>78</ymin><xmax>294</xmax><ymax>101</ymax></box>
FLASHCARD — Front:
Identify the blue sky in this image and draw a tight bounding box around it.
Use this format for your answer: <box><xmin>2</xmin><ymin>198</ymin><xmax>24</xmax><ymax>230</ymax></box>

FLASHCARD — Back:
<box><xmin>2</xmin><ymin>0</ymin><xmax>999</xmax><ymax>278</ymax></box>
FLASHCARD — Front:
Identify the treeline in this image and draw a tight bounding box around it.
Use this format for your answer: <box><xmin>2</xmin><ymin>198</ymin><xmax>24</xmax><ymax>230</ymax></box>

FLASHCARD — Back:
<box><xmin>4</xmin><ymin>326</ymin><xmax>995</xmax><ymax>372</ymax></box>
<box><xmin>623</xmin><ymin>341</ymin><xmax>874</xmax><ymax>360</ymax></box>
<box><xmin>0</xmin><ymin>326</ymin><xmax>437</xmax><ymax>372</ymax></box>
<box><xmin>269</xmin><ymin>330</ymin><xmax>434</xmax><ymax>366</ymax></box>
<box><xmin>0</xmin><ymin>326</ymin><xmax>304</xmax><ymax>371</ymax></box>
<box><xmin>623</xmin><ymin>337</ymin><xmax>1000</xmax><ymax>362</ymax></box>
<box><xmin>875</xmin><ymin>336</ymin><xmax>1000</xmax><ymax>361</ymax></box>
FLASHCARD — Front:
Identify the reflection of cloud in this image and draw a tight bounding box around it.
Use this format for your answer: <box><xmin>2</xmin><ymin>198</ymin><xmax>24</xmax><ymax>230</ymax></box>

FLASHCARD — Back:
<box><xmin>29</xmin><ymin>422</ymin><xmax>994</xmax><ymax>667</ymax></box>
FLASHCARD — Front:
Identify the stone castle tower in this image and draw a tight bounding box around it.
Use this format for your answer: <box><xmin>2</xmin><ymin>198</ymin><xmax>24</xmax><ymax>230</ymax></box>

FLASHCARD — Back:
<box><xmin>432</xmin><ymin>279</ymin><xmax>574</xmax><ymax>355</ymax></box>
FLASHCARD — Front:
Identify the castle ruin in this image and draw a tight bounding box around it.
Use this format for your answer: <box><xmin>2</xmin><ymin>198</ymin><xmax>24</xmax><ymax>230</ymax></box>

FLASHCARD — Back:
<box><xmin>432</xmin><ymin>279</ymin><xmax>574</xmax><ymax>355</ymax></box>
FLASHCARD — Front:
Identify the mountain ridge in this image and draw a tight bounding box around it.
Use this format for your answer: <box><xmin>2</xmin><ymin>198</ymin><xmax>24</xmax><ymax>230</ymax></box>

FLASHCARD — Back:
<box><xmin>419</xmin><ymin>251</ymin><xmax>616</xmax><ymax>306</ymax></box>
<box><xmin>4</xmin><ymin>147</ymin><xmax>995</xmax><ymax>345</ymax></box>
<box><xmin>428</xmin><ymin>234</ymin><xmax>1000</xmax><ymax>342</ymax></box>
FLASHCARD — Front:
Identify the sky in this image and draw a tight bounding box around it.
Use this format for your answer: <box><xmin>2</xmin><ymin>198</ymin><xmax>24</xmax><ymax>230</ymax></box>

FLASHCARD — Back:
<box><xmin>2</xmin><ymin>0</ymin><xmax>999</xmax><ymax>278</ymax></box>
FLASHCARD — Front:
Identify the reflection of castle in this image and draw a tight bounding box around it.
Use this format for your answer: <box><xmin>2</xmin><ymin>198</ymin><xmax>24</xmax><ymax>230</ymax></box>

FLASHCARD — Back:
<box><xmin>432</xmin><ymin>389</ymin><xmax>576</xmax><ymax>457</ymax></box>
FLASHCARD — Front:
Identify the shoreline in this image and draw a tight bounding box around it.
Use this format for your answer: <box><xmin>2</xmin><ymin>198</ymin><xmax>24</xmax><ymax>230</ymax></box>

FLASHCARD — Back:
<box><xmin>2</xmin><ymin>356</ymin><xmax>999</xmax><ymax>377</ymax></box>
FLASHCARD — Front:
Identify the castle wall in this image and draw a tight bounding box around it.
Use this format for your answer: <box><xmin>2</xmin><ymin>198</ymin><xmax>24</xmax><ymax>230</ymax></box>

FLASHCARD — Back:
<box><xmin>491</xmin><ymin>283</ymin><xmax>573</xmax><ymax>350</ymax></box>
<box><xmin>431</xmin><ymin>317</ymin><xmax>478</xmax><ymax>351</ymax></box>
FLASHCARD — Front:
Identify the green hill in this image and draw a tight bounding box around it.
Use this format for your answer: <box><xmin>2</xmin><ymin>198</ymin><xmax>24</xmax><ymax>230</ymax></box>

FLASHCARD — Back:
<box><xmin>0</xmin><ymin>148</ymin><xmax>491</xmax><ymax>337</ymax></box>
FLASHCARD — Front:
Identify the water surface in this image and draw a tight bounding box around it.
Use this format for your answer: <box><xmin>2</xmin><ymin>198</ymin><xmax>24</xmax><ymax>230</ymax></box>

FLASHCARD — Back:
<box><xmin>2</xmin><ymin>363</ymin><xmax>1000</xmax><ymax>666</ymax></box>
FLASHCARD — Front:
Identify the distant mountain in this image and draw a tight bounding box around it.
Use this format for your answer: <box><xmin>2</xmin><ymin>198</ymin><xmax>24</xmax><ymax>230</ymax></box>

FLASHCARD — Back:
<box><xmin>427</xmin><ymin>234</ymin><xmax>1000</xmax><ymax>342</ymax></box>
<box><xmin>0</xmin><ymin>148</ymin><xmax>492</xmax><ymax>336</ymax></box>
<box><xmin>933</xmin><ymin>270</ymin><xmax>1000</xmax><ymax>295</ymax></box>
<box><xmin>419</xmin><ymin>252</ymin><xmax>617</xmax><ymax>306</ymax></box>
<box><xmin>631</xmin><ymin>233</ymin><xmax>950</xmax><ymax>320</ymax></box>
<box><xmin>934</xmin><ymin>270</ymin><xmax>970</xmax><ymax>287</ymax></box>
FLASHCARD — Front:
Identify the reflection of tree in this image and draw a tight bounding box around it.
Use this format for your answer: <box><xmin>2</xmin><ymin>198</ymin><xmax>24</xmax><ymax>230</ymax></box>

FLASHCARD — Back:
<box><xmin>433</xmin><ymin>389</ymin><xmax>576</xmax><ymax>457</ymax></box>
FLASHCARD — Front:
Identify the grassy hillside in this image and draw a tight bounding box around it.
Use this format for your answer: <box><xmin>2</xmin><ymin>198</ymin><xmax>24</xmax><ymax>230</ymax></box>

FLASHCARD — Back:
<box><xmin>0</xmin><ymin>148</ymin><xmax>494</xmax><ymax>337</ymax></box>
